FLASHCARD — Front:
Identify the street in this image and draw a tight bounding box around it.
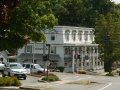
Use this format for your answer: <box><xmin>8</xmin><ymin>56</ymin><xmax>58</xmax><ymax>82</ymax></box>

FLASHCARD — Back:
<box><xmin>20</xmin><ymin>72</ymin><xmax>120</xmax><ymax>90</ymax></box>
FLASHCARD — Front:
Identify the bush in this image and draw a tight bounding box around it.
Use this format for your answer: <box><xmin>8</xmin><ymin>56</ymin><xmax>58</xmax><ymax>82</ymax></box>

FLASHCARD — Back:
<box><xmin>106</xmin><ymin>72</ymin><xmax>114</xmax><ymax>76</ymax></box>
<box><xmin>42</xmin><ymin>73</ymin><xmax>60</xmax><ymax>82</ymax></box>
<box><xmin>78</xmin><ymin>70</ymin><xmax>86</xmax><ymax>74</ymax></box>
<box><xmin>56</xmin><ymin>66</ymin><xmax>64</xmax><ymax>72</ymax></box>
<box><xmin>0</xmin><ymin>77</ymin><xmax>21</xmax><ymax>86</ymax></box>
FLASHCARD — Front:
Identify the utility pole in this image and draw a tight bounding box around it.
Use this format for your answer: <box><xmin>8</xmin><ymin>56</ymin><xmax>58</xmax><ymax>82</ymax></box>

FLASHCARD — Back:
<box><xmin>43</xmin><ymin>37</ymin><xmax>46</xmax><ymax>75</ymax></box>
<box><xmin>46</xmin><ymin>44</ymin><xmax>50</xmax><ymax>81</ymax></box>
<box><xmin>33</xmin><ymin>42</ymin><xmax>35</xmax><ymax>64</ymax></box>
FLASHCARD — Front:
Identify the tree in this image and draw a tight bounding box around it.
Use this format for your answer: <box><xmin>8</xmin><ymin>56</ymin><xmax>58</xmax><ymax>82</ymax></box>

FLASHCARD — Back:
<box><xmin>95</xmin><ymin>14</ymin><xmax>120</xmax><ymax>72</ymax></box>
<box><xmin>50</xmin><ymin>0</ymin><xmax>114</xmax><ymax>27</ymax></box>
<box><xmin>0</xmin><ymin>0</ymin><xmax>57</xmax><ymax>51</ymax></box>
<box><xmin>0</xmin><ymin>0</ymin><xmax>20</xmax><ymax>24</ymax></box>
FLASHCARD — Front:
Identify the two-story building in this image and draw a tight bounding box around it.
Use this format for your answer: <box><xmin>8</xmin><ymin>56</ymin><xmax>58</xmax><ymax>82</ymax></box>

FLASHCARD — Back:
<box><xmin>0</xmin><ymin>50</ymin><xmax>9</xmax><ymax>63</ymax></box>
<box><xmin>17</xmin><ymin>26</ymin><xmax>104</xmax><ymax>72</ymax></box>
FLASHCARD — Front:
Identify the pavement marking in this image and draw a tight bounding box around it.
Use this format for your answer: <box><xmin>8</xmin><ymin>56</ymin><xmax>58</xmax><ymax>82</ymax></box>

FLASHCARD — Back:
<box><xmin>77</xmin><ymin>76</ymin><xmax>91</xmax><ymax>80</ymax></box>
<box><xmin>98</xmin><ymin>83</ymin><xmax>112</xmax><ymax>90</ymax></box>
<box><xmin>62</xmin><ymin>76</ymin><xmax>74</xmax><ymax>80</ymax></box>
<box><xmin>62</xmin><ymin>75</ymin><xmax>80</xmax><ymax>80</ymax></box>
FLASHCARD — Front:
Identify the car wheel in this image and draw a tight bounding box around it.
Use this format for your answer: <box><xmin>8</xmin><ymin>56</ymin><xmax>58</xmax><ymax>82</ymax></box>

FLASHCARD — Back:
<box><xmin>37</xmin><ymin>71</ymin><xmax>42</xmax><ymax>74</ymax></box>
<box><xmin>23</xmin><ymin>76</ymin><xmax>26</xmax><ymax>80</ymax></box>
<box><xmin>2</xmin><ymin>74</ymin><xmax>6</xmax><ymax>77</ymax></box>
<box><xmin>8</xmin><ymin>72</ymin><xmax>11</xmax><ymax>76</ymax></box>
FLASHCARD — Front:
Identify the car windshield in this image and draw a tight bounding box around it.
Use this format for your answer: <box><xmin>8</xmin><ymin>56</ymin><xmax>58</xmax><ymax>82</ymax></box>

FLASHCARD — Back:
<box><xmin>10</xmin><ymin>63</ymin><xmax>24</xmax><ymax>69</ymax></box>
<box><xmin>35</xmin><ymin>64</ymin><xmax>42</xmax><ymax>69</ymax></box>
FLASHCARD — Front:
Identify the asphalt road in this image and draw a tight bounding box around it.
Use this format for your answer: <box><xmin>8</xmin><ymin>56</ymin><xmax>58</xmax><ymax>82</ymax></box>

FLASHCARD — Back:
<box><xmin>49</xmin><ymin>73</ymin><xmax>120</xmax><ymax>90</ymax></box>
<box><xmin>20</xmin><ymin>72</ymin><xmax>120</xmax><ymax>90</ymax></box>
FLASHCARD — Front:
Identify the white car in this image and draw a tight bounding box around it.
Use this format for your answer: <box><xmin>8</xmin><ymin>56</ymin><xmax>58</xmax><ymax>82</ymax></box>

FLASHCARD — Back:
<box><xmin>3</xmin><ymin>63</ymin><xmax>27</xmax><ymax>80</ymax></box>
<box><xmin>0</xmin><ymin>63</ymin><xmax>5</xmax><ymax>72</ymax></box>
<box><xmin>23</xmin><ymin>63</ymin><xmax>48</xmax><ymax>74</ymax></box>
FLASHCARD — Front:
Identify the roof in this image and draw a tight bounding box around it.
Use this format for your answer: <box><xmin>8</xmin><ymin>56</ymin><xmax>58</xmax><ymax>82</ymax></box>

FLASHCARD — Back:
<box><xmin>54</xmin><ymin>26</ymin><xmax>94</xmax><ymax>30</ymax></box>
<box><xmin>18</xmin><ymin>53</ymin><xmax>61</xmax><ymax>61</ymax></box>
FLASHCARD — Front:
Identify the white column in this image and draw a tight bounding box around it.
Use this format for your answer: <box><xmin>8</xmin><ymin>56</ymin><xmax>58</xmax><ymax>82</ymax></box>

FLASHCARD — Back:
<box><xmin>96</xmin><ymin>47</ymin><xmax>99</xmax><ymax>69</ymax></box>
<box><xmin>92</xmin><ymin>47</ymin><xmax>95</xmax><ymax>70</ymax></box>
<box><xmin>76</xmin><ymin>47</ymin><xmax>79</xmax><ymax>73</ymax></box>
<box><xmin>72</xmin><ymin>48</ymin><xmax>75</xmax><ymax>73</ymax></box>
<box><xmin>102</xmin><ymin>61</ymin><xmax>104</xmax><ymax>69</ymax></box>
<box><xmin>89</xmin><ymin>47</ymin><xmax>92</xmax><ymax>69</ymax></box>
<box><xmin>88</xmin><ymin>31</ymin><xmax>91</xmax><ymax>43</ymax></box>
<box><xmin>99</xmin><ymin>60</ymin><xmax>102</xmax><ymax>69</ymax></box>
<box><xmin>81</xmin><ymin>47</ymin><xmax>84</xmax><ymax>70</ymax></box>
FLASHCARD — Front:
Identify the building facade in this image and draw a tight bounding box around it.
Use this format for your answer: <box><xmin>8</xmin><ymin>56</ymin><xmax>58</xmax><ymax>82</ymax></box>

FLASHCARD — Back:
<box><xmin>17</xmin><ymin>26</ymin><xmax>104</xmax><ymax>72</ymax></box>
<box><xmin>0</xmin><ymin>50</ymin><xmax>9</xmax><ymax>63</ymax></box>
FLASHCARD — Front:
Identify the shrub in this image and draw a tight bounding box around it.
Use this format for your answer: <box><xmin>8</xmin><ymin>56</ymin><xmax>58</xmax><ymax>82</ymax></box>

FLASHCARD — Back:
<box><xmin>56</xmin><ymin>66</ymin><xmax>64</xmax><ymax>72</ymax></box>
<box><xmin>106</xmin><ymin>72</ymin><xmax>114</xmax><ymax>76</ymax></box>
<box><xmin>78</xmin><ymin>70</ymin><xmax>86</xmax><ymax>74</ymax></box>
<box><xmin>0</xmin><ymin>77</ymin><xmax>21</xmax><ymax>86</ymax></box>
<box><xmin>42</xmin><ymin>73</ymin><xmax>60</xmax><ymax>82</ymax></box>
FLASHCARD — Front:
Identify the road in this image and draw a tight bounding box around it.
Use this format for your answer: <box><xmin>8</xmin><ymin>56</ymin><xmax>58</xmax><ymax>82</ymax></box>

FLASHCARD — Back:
<box><xmin>20</xmin><ymin>72</ymin><xmax>120</xmax><ymax>90</ymax></box>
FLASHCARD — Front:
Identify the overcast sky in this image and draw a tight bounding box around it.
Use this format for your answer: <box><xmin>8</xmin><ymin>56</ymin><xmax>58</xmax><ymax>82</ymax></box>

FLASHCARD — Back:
<box><xmin>112</xmin><ymin>0</ymin><xmax>120</xmax><ymax>4</ymax></box>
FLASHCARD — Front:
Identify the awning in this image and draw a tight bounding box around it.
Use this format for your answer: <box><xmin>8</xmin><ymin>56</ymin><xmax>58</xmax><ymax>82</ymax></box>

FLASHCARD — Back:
<box><xmin>64</xmin><ymin>57</ymin><xmax>72</xmax><ymax>61</ymax></box>
<box><xmin>7</xmin><ymin>55</ymin><xmax>17</xmax><ymax>59</ymax></box>
<box><xmin>18</xmin><ymin>53</ymin><xmax>61</xmax><ymax>61</ymax></box>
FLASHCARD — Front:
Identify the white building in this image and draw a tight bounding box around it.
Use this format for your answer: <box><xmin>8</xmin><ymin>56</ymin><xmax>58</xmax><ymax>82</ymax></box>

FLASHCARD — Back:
<box><xmin>0</xmin><ymin>50</ymin><xmax>9</xmax><ymax>63</ymax></box>
<box><xmin>17</xmin><ymin>26</ymin><xmax>104</xmax><ymax>72</ymax></box>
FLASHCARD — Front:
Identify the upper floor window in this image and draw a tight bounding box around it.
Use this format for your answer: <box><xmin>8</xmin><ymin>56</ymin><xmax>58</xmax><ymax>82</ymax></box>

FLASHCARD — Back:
<box><xmin>72</xmin><ymin>30</ymin><xmax>76</xmax><ymax>41</ymax></box>
<box><xmin>84</xmin><ymin>31</ymin><xmax>88</xmax><ymax>41</ymax></box>
<box><xmin>51</xmin><ymin>31</ymin><xmax>56</xmax><ymax>41</ymax></box>
<box><xmin>90</xmin><ymin>31</ymin><xmax>94</xmax><ymax>41</ymax></box>
<box><xmin>26</xmin><ymin>45</ymin><xmax>32</xmax><ymax>53</ymax></box>
<box><xmin>65</xmin><ymin>30</ymin><xmax>70</xmax><ymax>41</ymax></box>
<box><xmin>78</xmin><ymin>31</ymin><xmax>82</xmax><ymax>41</ymax></box>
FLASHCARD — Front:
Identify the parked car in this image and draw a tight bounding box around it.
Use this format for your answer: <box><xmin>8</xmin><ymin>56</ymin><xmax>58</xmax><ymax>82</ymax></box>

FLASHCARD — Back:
<box><xmin>0</xmin><ymin>62</ymin><xmax>5</xmax><ymax>74</ymax></box>
<box><xmin>3</xmin><ymin>63</ymin><xmax>27</xmax><ymax>80</ymax></box>
<box><xmin>117</xmin><ymin>68</ymin><xmax>120</xmax><ymax>75</ymax></box>
<box><xmin>22</xmin><ymin>63</ymin><xmax>48</xmax><ymax>74</ymax></box>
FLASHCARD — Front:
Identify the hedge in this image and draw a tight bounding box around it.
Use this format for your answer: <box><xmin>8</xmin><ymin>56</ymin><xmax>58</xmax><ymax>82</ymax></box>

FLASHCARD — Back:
<box><xmin>0</xmin><ymin>77</ymin><xmax>21</xmax><ymax>86</ymax></box>
<box><xmin>42</xmin><ymin>73</ymin><xmax>60</xmax><ymax>82</ymax></box>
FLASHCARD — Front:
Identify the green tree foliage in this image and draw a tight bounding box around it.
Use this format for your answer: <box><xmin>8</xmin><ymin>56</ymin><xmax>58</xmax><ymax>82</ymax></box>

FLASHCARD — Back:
<box><xmin>82</xmin><ymin>0</ymin><xmax>114</xmax><ymax>27</ymax></box>
<box><xmin>0</xmin><ymin>0</ymin><xmax>57</xmax><ymax>51</ymax></box>
<box><xmin>50</xmin><ymin>0</ymin><xmax>114</xmax><ymax>27</ymax></box>
<box><xmin>95</xmin><ymin>14</ymin><xmax>120</xmax><ymax>72</ymax></box>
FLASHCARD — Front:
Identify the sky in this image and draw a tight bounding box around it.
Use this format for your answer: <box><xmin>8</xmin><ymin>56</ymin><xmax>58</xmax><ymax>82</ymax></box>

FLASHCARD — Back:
<box><xmin>112</xmin><ymin>0</ymin><xmax>120</xmax><ymax>4</ymax></box>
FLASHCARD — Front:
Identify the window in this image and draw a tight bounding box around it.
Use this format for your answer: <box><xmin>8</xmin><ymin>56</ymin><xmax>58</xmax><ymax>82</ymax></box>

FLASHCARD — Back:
<box><xmin>65</xmin><ymin>30</ymin><xmax>70</xmax><ymax>41</ymax></box>
<box><xmin>84</xmin><ymin>31</ymin><xmax>88</xmax><ymax>41</ymax></box>
<box><xmin>26</xmin><ymin>64</ymin><xmax>30</xmax><ymax>69</ymax></box>
<box><xmin>72</xmin><ymin>30</ymin><xmax>76</xmax><ymax>41</ymax></box>
<box><xmin>26</xmin><ymin>45</ymin><xmax>32</xmax><ymax>53</ymax></box>
<box><xmin>51</xmin><ymin>31</ymin><xmax>56</xmax><ymax>41</ymax></box>
<box><xmin>51</xmin><ymin>47</ymin><xmax>56</xmax><ymax>54</ymax></box>
<box><xmin>78</xmin><ymin>31</ymin><xmax>82</xmax><ymax>41</ymax></box>
<box><xmin>90</xmin><ymin>31</ymin><xmax>94</xmax><ymax>41</ymax></box>
<box><xmin>31</xmin><ymin>65</ymin><xmax>33</xmax><ymax>69</ymax></box>
<box><xmin>64</xmin><ymin>47</ymin><xmax>72</xmax><ymax>55</ymax></box>
<box><xmin>64</xmin><ymin>47</ymin><xmax>69</xmax><ymax>55</ymax></box>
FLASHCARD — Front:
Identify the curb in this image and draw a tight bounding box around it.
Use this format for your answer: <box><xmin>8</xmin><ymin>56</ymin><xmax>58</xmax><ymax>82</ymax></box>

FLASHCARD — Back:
<box><xmin>0</xmin><ymin>86</ymin><xmax>19</xmax><ymax>90</ymax></box>
<box><xmin>20</xmin><ymin>86</ymin><xmax>51</xmax><ymax>90</ymax></box>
